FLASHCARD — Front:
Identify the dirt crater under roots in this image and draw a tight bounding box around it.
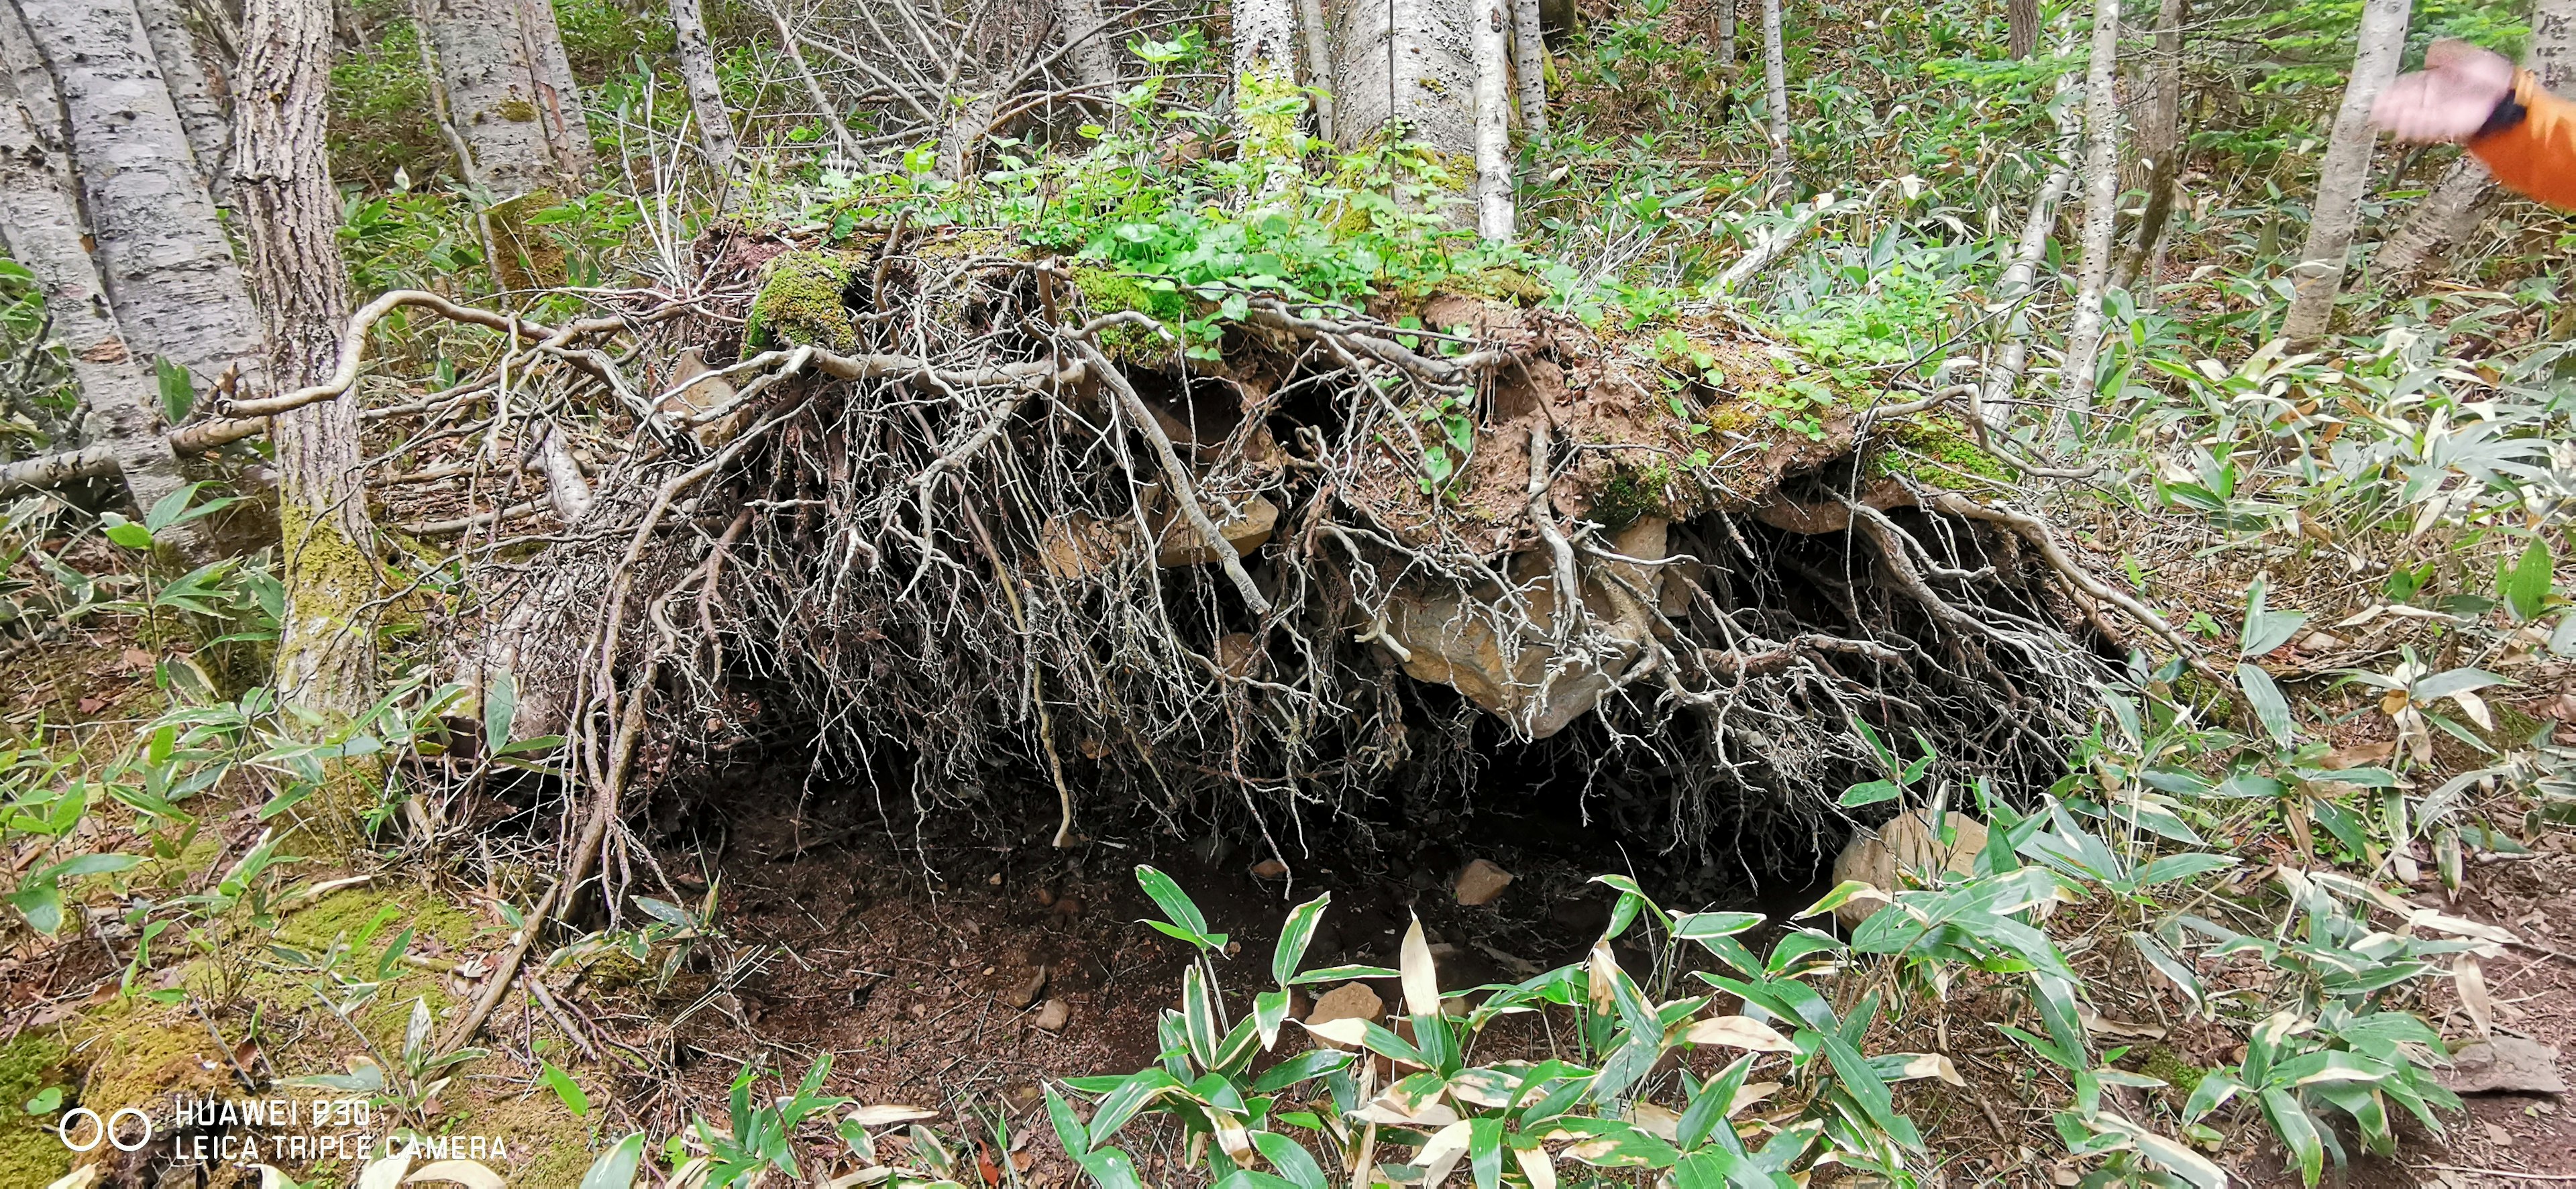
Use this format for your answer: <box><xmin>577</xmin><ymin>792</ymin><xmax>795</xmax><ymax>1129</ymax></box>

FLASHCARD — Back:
<box><xmin>439</xmin><ymin>221</ymin><xmax>2121</xmax><ymax>922</ymax></box>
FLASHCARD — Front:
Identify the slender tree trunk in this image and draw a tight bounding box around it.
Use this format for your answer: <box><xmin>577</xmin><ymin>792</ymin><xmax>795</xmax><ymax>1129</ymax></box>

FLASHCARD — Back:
<box><xmin>1511</xmin><ymin>0</ymin><xmax>1546</xmax><ymax>134</ymax></box>
<box><xmin>1055</xmin><ymin>0</ymin><xmax>1120</xmax><ymax>95</ymax></box>
<box><xmin>1295</xmin><ymin>0</ymin><xmax>1333</xmax><ymax>139</ymax></box>
<box><xmin>667</xmin><ymin>0</ymin><xmax>739</xmax><ymax>178</ymax></box>
<box><xmin>2008</xmin><ymin>0</ymin><xmax>2038</xmax><ymax>59</ymax></box>
<box><xmin>769</xmin><ymin>3</ymin><xmax>862</xmax><ymax>167</ymax></box>
<box><xmin>421</xmin><ymin>0</ymin><xmax>591</xmax><ymax>195</ymax></box>
<box><xmin>2279</xmin><ymin>0</ymin><xmax>2412</xmax><ymax>349</ymax></box>
<box><xmin>1980</xmin><ymin>79</ymin><xmax>2081</xmax><ymax>430</ymax></box>
<box><xmin>1716</xmin><ymin>0</ymin><xmax>1735</xmax><ymax>70</ymax></box>
<box><xmin>15</xmin><ymin>0</ymin><xmax>266</xmax><ymax>395</ymax></box>
<box><xmin>237</xmin><ymin>0</ymin><xmax>375</xmax><ymax>715</ymax></box>
<box><xmin>1472</xmin><ymin>0</ymin><xmax>1513</xmax><ymax>239</ymax></box>
<box><xmin>2053</xmin><ymin>0</ymin><xmax>2121</xmax><ymax>414</ymax></box>
<box><xmin>133</xmin><ymin>0</ymin><xmax>230</xmax><ymax>206</ymax></box>
<box><xmin>0</xmin><ymin>30</ymin><xmax>195</xmax><ymax>528</ymax></box>
<box><xmin>2375</xmin><ymin>0</ymin><xmax>2572</xmax><ymax>290</ymax></box>
<box><xmin>1760</xmin><ymin>0</ymin><xmax>1788</xmax><ymax>175</ymax></box>
<box><xmin>2112</xmin><ymin>0</ymin><xmax>2186</xmax><ymax>294</ymax></box>
<box><xmin>1232</xmin><ymin>0</ymin><xmax>1299</xmax><ymax>158</ymax></box>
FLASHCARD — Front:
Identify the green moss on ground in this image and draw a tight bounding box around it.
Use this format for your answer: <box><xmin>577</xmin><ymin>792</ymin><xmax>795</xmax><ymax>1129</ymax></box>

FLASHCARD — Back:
<box><xmin>70</xmin><ymin>997</ymin><xmax>229</xmax><ymax>1120</ymax></box>
<box><xmin>1870</xmin><ymin>415</ymin><xmax>2012</xmax><ymax>486</ymax></box>
<box><xmin>745</xmin><ymin>250</ymin><xmax>859</xmax><ymax>351</ymax></box>
<box><xmin>2137</xmin><ymin>1045</ymin><xmax>2208</xmax><ymax>1100</ymax></box>
<box><xmin>0</xmin><ymin>1033</ymin><xmax>71</xmax><ymax>1188</ymax></box>
<box><xmin>1071</xmin><ymin>266</ymin><xmax>1189</xmax><ymax>360</ymax></box>
<box><xmin>1588</xmin><ymin>461</ymin><xmax>1674</xmax><ymax>530</ymax></box>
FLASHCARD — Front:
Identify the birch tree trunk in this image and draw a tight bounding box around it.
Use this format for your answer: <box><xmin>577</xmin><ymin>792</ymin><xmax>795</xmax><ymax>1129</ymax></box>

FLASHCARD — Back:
<box><xmin>133</xmin><ymin>0</ymin><xmax>230</xmax><ymax>205</ymax></box>
<box><xmin>2053</xmin><ymin>0</ymin><xmax>2121</xmax><ymax>414</ymax></box>
<box><xmin>237</xmin><ymin>0</ymin><xmax>376</xmax><ymax>716</ymax></box>
<box><xmin>1057</xmin><ymin>0</ymin><xmax>1121</xmax><ymax>95</ymax></box>
<box><xmin>1511</xmin><ymin>0</ymin><xmax>1546</xmax><ymax>134</ymax></box>
<box><xmin>1980</xmin><ymin>80</ymin><xmax>2081</xmax><ymax>430</ymax></box>
<box><xmin>1760</xmin><ymin>0</ymin><xmax>1788</xmax><ymax>175</ymax></box>
<box><xmin>15</xmin><ymin>0</ymin><xmax>266</xmax><ymax>395</ymax></box>
<box><xmin>2277</xmin><ymin>0</ymin><xmax>2411</xmax><ymax>349</ymax></box>
<box><xmin>667</xmin><ymin>0</ymin><xmax>739</xmax><ymax>177</ymax></box>
<box><xmin>421</xmin><ymin>0</ymin><xmax>592</xmax><ymax>196</ymax></box>
<box><xmin>1472</xmin><ymin>0</ymin><xmax>1513</xmax><ymax>239</ymax></box>
<box><xmin>2373</xmin><ymin>0</ymin><xmax>2572</xmax><ymax>290</ymax></box>
<box><xmin>1715</xmin><ymin>0</ymin><xmax>1734</xmax><ymax>71</ymax></box>
<box><xmin>0</xmin><ymin>34</ymin><xmax>195</xmax><ymax>528</ymax></box>
<box><xmin>1334</xmin><ymin>0</ymin><xmax>1477</xmax><ymax>157</ymax></box>
<box><xmin>2008</xmin><ymin>0</ymin><xmax>2037</xmax><ymax>59</ymax></box>
<box><xmin>2112</xmin><ymin>0</ymin><xmax>2185</xmax><ymax>295</ymax></box>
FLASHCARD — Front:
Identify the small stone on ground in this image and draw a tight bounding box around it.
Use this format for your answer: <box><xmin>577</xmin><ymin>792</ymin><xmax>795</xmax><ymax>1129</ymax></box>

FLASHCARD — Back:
<box><xmin>2440</xmin><ymin>1037</ymin><xmax>2566</xmax><ymax>1095</ymax></box>
<box><xmin>1033</xmin><ymin>999</ymin><xmax>1069</xmax><ymax>1031</ymax></box>
<box><xmin>1454</xmin><ymin>859</ymin><xmax>1514</xmax><ymax>906</ymax></box>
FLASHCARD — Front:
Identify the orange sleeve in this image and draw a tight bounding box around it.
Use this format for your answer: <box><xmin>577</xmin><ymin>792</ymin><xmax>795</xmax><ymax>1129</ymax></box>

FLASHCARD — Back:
<box><xmin>2469</xmin><ymin>71</ymin><xmax>2576</xmax><ymax>209</ymax></box>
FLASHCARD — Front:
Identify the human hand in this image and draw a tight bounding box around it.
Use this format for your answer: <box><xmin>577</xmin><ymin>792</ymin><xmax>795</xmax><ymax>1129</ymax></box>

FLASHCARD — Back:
<box><xmin>2372</xmin><ymin>40</ymin><xmax>2516</xmax><ymax>143</ymax></box>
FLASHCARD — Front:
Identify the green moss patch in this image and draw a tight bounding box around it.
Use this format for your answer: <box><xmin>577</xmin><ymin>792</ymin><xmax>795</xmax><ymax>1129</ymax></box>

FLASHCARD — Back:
<box><xmin>1870</xmin><ymin>414</ymin><xmax>2012</xmax><ymax>487</ymax></box>
<box><xmin>745</xmin><ymin>250</ymin><xmax>859</xmax><ymax>351</ymax></box>
<box><xmin>0</xmin><ymin>1033</ymin><xmax>71</xmax><ymax>1188</ymax></box>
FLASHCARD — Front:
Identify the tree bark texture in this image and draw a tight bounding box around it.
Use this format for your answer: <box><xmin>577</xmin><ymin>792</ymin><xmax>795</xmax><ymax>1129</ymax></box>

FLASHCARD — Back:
<box><xmin>1057</xmin><ymin>0</ymin><xmax>1122</xmax><ymax>95</ymax></box>
<box><xmin>133</xmin><ymin>0</ymin><xmax>229</xmax><ymax>205</ymax></box>
<box><xmin>1980</xmin><ymin>79</ymin><xmax>2080</xmax><ymax>429</ymax></box>
<box><xmin>2008</xmin><ymin>0</ymin><xmax>2037</xmax><ymax>59</ymax></box>
<box><xmin>1295</xmin><ymin>0</ymin><xmax>1334</xmax><ymax>139</ymax></box>
<box><xmin>421</xmin><ymin>0</ymin><xmax>592</xmax><ymax>196</ymax></box>
<box><xmin>2112</xmin><ymin>0</ymin><xmax>2185</xmax><ymax>294</ymax></box>
<box><xmin>2278</xmin><ymin>0</ymin><xmax>2410</xmax><ymax>348</ymax></box>
<box><xmin>2374</xmin><ymin>0</ymin><xmax>2573</xmax><ymax>290</ymax></box>
<box><xmin>1715</xmin><ymin>0</ymin><xmax>1734</xmax><ymax>70</ymax></box>
<box><xmin>1472</xmin><ymin>0</ymin><xmax>1513</xmax><ymax>239</ymax></box>
<box><xmin>0</xmin><ymin>36</ymin><xmax>195</xmax><ymax>526</ymax></box>
<box><xmin>15</xmin><ymin>0</ymin><xmax>266</xmax><ymax>393</ymax></box>
<box><xmin>667</xmin><ymin>0</ymin><xmax>739</xmax><ymax>176</ymax></box>
<box><xmin>1760</xmin><ymin>0</ymin><xmax>1788</xmax><ymax>174</ymax></box>
<box><xmin>1233</xmin><ymin>0</ymin><xmax>1300</xmax><ymax>164</ymax></box>
<box><xmin>237</xmin><ymin>0</ymin><xmax>376</xmax><ymax>715</ymax></box>
<box><xmin>1333</xmin><ymin>0</ymin><xmax>1477</xmax><ymax>157</ymax></box>
<box><xmin>1511</xmin><ymin>0</ymin><xmax>1546</xmax><ymax>133</ymax></box>
<box><xmin>2053</xmin><ymin>0</ymin><xmax>2121</xmax><ymax>414</ymax></box>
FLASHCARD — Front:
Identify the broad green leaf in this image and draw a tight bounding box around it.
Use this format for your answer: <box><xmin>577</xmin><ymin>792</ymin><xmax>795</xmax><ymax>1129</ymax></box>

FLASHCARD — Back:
<box><xmin>2260</xmin><ymin>1088</ymin><xmax>2324</xmax><ymax>1187</ymax></box>
<box><xmin>2237</xmin><ymin>663</ymin><xmax>2294</xmax><ymax>748</ymax></box>
<box><xmin>1044</xmin><ymin>1085</ymin><xmax>1088</xmax><ymax>1153</ymax></box>
<box><xmin>2502</xmin><ymin>537</ymin><xmax>2554</xmax><ymax>623</ymax></box>
<box><xmin>1134</xmin><ymin>865</ymin><xmax>1217</xmax><ymax>949</ymax></box>
<box><xmin>482</xmin><ymin>673</ymin><xmax>519</xmax><ymax>754</ymax></box>
<box><xmin>155</xmin><ymin>357</ymin><xmax>197</xmax><ymax>424</ymax></box>
<box><xmin>1252</xmin><ymin>1131</ymin><xmax>1327</xmax><ymax>1189</ymax></box>
<box><xmin>540</xmin><ymin>1060</ymin><xmax>590</xmax><ymax>1117</ymax></box>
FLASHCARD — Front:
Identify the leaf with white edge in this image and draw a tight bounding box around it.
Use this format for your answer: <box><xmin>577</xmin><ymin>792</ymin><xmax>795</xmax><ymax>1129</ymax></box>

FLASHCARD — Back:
<box><xmin>1681</xmin><ymin>1015</ymin><xmax>1796</xmax><ymax>1052</ymax></box>
<box><xmin>1134</xmin><ymin>864</ymin><xmax>1218</xmax><ymax>948</ymax></box>
<box><xmin>406</xmin><ymin>1162</ymin><xmax>506</xmax><ymax>1189</ymax></box>
<box><xmin>1253</xmin><ymin>988</ymin><xmax>1291</xmax><ymax>1050</ymax></box>
<box><xmin>1511</xmin><ymin>1143</ymin><xmax>1557</xmax><ymax>1189</ymax></box>
<box><xmin>1414</xmin><ymin>1121</ymin><xmax>1474</xmax><ymax>1188</ymax></box>
<box><xmin>357</xmin><ymin>1153</ymin><xmax>413</xmax><ymax>1189</ymax></box>
<box><xmin>1400</xmin><ymin>914</ymin><xmax>1440</xmax><ymax>1017</ymax></box>
<box><xmin>1299</xmin><ymin>1017</ymin><xmax>1371</xmax><ymax>1048</ymax></box>
<box><xmin>46</xmin><ymin>1168</ymin><xmax>99</xmax><ymax>1189</ymax></box>
<box><xmin>1273</xmin><ymin>894</ymin><xmax>1330</xmax><ymax>986</ymax></box>
<box><xmin>2129</xmin><ymin>932</ymin><xmax>2208</xmax><ymax>1017</ymax></box>
<box><xmin>2451</xmin><ymin>689</ymin><xmax>2495</xmax><ymax>730</ymax></box>
<box><xmin>1669</xmin><ymin>911</ymin><xmax>1763</xmax><ymax>940</ymax></box>
<box><xmin>2130</xmin><ymin>1128</ymin><xmax>2229</xmax><ymax>1189</ymax></box>
<box><xmin>1885</xmin><ymin>1053</ymin><xmax>1965</xmax><ymax>1086</ymax></box>
<box><xmin>2407</xmin><ymin>909</ymin><xmax>2517</xmax><ymax>946</ymax></box>
<box><xmin>846</xmin><ymin>1105</ymin><xmax>941</xmax><ymax>1127</ymax></box>
<box><xmin>1794</xmin><ymin>879</ymin><xmax>1886</xmax><ymax>920</ymax></box>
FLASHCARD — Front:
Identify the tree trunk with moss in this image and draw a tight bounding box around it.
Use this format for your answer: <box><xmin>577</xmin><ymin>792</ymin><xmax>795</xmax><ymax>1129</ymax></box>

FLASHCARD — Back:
<box><xmin>15</xmin><ymin>0</ymin><xmax>266</xmax><ymax>395</ymax></box>
<box><xmin>239</xmin><ymin>0</ymin><xmax>376</xmax><ymax>715</ymax></box>
<box><xmin>0</xmin><ymin>18</ymin><xmax>196</xmax><ymax>532</ymax></box>
<box><xmin>421</xmin><ymin>0</ymin><xmax>591</xmax><ymax>196</ymax></box>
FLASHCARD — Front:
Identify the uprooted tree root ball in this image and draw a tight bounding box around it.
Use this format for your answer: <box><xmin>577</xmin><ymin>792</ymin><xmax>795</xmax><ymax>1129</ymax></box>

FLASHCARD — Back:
<box><xmin>437</xmin><ymin>220</ymin><xmax>2145</xmax><ymax>903</ymax></box>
